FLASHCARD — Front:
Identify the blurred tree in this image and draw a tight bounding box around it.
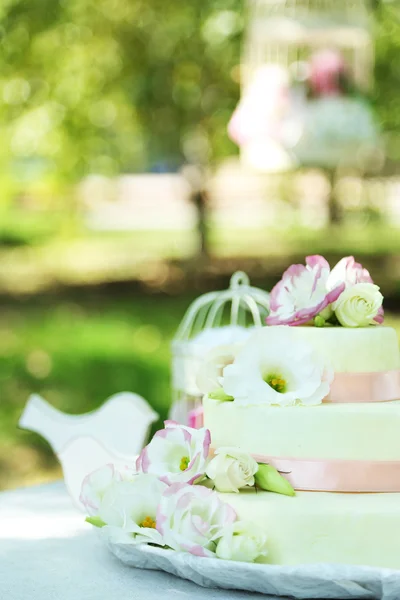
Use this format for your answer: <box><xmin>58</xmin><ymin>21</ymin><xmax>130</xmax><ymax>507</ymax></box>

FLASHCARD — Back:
<box><xmin>0</xmin><ymin>0</ymin><xmax>398</xmax><ymax>197</ymax></box>
<box><xmin>0</xmin><ymin>0</ymin><xmax>243</xmax><ymax>188</ymax></box>
<box><xmin>374</xmin><ymin>0</ymin><xmax>400</xmax><ymax>166</ymax></box>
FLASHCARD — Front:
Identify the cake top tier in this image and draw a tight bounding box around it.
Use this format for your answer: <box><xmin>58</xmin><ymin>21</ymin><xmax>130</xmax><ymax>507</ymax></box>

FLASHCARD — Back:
<box><xmin>266</xmin><ymin>325</ymin><xmax>400</xmax><ymax>373</ymax></box>
<box><xmin>266</xmin><ymin>255</ymin><xmax>383</xmax><ymax>328</ymax></box>
<box><xmin>197</xmin><ymin>256</ymin><xmax>400</xmax><ymax>408</ymax></box>
<box><xmin>198</xmin><ymin>325</ymin><xmax>400</xmax><ymax>408</ymax></box>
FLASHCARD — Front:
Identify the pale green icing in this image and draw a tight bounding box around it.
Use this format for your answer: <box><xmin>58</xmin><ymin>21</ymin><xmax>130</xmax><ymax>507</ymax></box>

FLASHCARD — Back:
<box><xmin>282</xmin><ymin>326</ymin><xmax>400</xmax><ymax>373</ymax></box>
<box><xmin>204</xmin><ymin>396</ymin><xmax>400</xmax><ymax>460</ymax></box>
<box><xmin>221</xmin><ymin>489</ymin><xmax>400</xmax><ymax>568</ymax></box>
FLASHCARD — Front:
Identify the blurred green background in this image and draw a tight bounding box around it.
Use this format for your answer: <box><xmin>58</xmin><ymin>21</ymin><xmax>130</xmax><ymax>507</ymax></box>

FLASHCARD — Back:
<box><xmin>1</xmin><ymin>0</ymin><xmax>400</xmax><ymax>490</ymax></box>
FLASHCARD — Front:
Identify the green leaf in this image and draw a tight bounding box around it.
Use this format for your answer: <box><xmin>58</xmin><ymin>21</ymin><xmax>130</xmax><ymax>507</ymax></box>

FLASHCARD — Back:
<box><xmin>85</xmin><ymin>516</ymin><xmax>106</xmax><ymax>528</ymax></box>
<box><xmin>255</xmin><ymin>464</ymin><xmax>295</xmax><ymax>497</ymax></box>
<box><xmin>208</xmin><ymin>389</ymin><xmax>234</xmax><ymax>402</ymax></box>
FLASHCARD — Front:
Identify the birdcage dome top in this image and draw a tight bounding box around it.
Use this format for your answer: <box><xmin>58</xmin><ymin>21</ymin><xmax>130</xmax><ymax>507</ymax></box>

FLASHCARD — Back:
<box><xmin>248</xmin><ymin>0</ymin><xmax>371</xmax><ymax>29</ymax></box>
<box><xmin>173</xmin><ymin>272</ymin><xmax>270</xmax><ymax>344</ymax></box>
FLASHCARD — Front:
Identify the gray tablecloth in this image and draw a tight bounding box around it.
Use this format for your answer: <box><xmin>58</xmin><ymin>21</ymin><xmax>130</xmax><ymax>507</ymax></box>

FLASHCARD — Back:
<box><xmin>0</xmin><ymin>481</ymin><xmax>279</xmax><ymax>600</ymax></box>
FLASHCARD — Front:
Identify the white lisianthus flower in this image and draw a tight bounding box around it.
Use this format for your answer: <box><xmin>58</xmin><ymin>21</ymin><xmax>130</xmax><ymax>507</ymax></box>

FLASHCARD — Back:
<box><xmin>334</xmin><ymin>283</ymin><xmax>383</xmax><ymax>328</ymax></box>
<box><xmin>136</xmin><ymin>421</ymin><xmax>211</xmax><ymax>485</ymax></box>
<box><xmin>206</xmin><ymin>447</ymin><xmax>258</xmax><ymax>493</ymax></box>
<box><xmin>97</xmin><ymin>474</ymin><xmax>167</xmax><ymax>545</ymax></box>
<box><xmin>196</xmin><ymin>344</ymin><xmax>242</xmax><ymax>399</ymax></box>
<box><xmin>222</xmin><ymin>327</ymin><xmax>333</xmax><ymax>407</ymax></box>
<box><xmin>80</xmin><ymin>464</ymin><xmax>121</xmax><ymax>516</ymax></box>
<box><xmin>157</xmin><ymin>483</ymin><xmax>237</xmax><ymax>557</ymax></box>
<box><xmin>216</xmin><ymin>521</ymin><xmax>268</xmax><ymax>563</ymax></box>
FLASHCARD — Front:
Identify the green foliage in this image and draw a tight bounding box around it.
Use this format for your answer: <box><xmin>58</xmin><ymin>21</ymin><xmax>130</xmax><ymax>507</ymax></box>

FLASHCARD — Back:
<box><xmin>0</xmin><ymin>292</ymin><xmax>194</xmax><ymax>489</ymax></box>
<box><xmin>86</xmin><ymin>516</ymin><xmax>106</xmax><ymax>528</ymax></box>
<box><xmin>0</xmin><ymin>0</ymin><xmax>243</xmax><ymax>185</ymax></box>
<box><xmin>374</xmin><ymin>2</ymin><xmax>400</xmax><ymax>134</ymax></box>
<box><xmin>0</xmin><ymin>0</ymin><xmax>398</xmax><ymax>189</ymax></box>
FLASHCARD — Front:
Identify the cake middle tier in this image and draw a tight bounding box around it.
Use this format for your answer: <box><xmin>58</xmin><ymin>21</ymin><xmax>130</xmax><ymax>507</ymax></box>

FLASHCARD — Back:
<box><xmin>203</xmin><ymin>396</ymin><xmax>400</xmax><ymax>461</ymax></box>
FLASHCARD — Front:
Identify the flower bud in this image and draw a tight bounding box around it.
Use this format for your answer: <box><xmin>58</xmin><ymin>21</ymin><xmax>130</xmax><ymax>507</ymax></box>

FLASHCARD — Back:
<box><xmin>255</xmin><ymin>464</ymin><xmax>295</xmax><ymax>497</ymax></box>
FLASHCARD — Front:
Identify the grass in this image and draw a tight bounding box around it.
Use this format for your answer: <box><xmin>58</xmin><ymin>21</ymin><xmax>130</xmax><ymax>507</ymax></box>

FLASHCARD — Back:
<box><xmin>0</xmin><ymin>291</ymin><xmax>195</xmax><ymax>490</ymax></box>
<box><xmin>2</xmin><ymin>216</ymin><xmax>400</xmax><ymax>490</ymax></box>
<box><xmin>1</xmin><ymin>290</ymin><xmax>400</xmax><ymax>491</ymax></box>
<box><xmin>1</xmin><ymin>223</ymin><xmax>400</xmax><ymax>295</ymax></box>
<box><xmin>209</xmin><ymin>223</ymin><xmax>400</xmax><ymax>258</ymax></box>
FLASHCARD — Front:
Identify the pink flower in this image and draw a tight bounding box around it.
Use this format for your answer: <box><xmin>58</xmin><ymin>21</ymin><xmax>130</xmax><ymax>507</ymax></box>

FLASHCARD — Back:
<box><xmin>309</xmin><ymin>49</ymin><xmax>346</xmax><ymax>97</ymax></box>
<box><xmin>136</xmin><ymin>421</ymin><xmax>211</xmax><ymax>486</ymax></box>
<box><xmin>156</xmin><ymin>483</ymin><xmax>237</xmax><ymax>557</ymax></box>
<box><xmin>266</xmin><ymin>255</ymin><xmax>345</xmax><ymax>326</ymax></box>
<box><xmin>328</xmin><ymin>256</ymin><xmax>372</xmax><ymax>288</ymax></box>
<box><xmin>375</xmin><ymin>307</ymin><xmax>384</xmax><ymax>325</ymax></box>
<box><xmin>328</xmin><ymin>256</ymin><xmax>384</xmax><ymax>324</ymax></box>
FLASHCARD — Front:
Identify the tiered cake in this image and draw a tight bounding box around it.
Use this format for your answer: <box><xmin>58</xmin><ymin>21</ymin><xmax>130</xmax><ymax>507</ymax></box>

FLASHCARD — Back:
<box><xmin>202</xmin><ymin>256</ymin><xmax>400</xmax><ymax>568</ymax></box>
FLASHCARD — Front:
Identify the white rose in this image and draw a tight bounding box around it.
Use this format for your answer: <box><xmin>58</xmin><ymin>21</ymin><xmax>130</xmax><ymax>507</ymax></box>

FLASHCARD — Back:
<box><xmin>334</xmin><ymin>283</ymin><xmax>383</xmax><ymax>328</ymax></box>
<box><xmin>206</xmin><ymin>447</ymin><xmax>258</xmax><ymax>493</ymax></box>
<box><xmin>216</xmin><ymin>521</ymin><xmax>268</xmax><ymax>563</ymax></box>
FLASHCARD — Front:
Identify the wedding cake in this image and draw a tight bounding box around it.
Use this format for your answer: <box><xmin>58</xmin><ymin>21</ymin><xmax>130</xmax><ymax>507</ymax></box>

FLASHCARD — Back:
<box><xmin>81</xmin><ymin>255</ymin><xmax>400</xmax><ymax>572</ymax></box>
<box><xmin>202</xmin><ymin>255</ymin><xmax>400</xmax><ymax>568</ymax></box>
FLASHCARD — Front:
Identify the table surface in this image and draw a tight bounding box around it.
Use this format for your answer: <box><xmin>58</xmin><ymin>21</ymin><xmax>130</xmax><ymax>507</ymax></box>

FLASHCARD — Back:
<box><xmin>0</xmin><ymin>481</ymin><xmax>283</xmax><ymax>600</ymax></box>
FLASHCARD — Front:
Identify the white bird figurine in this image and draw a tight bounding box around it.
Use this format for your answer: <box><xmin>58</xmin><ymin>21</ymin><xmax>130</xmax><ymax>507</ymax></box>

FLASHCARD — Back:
<box><xmin>19</xmin><ymin>392</ymin><xmax>159</xmax><ymax>508</ymax></box>
<box><xmin>59</xmin><ymin>436</ymin><xmax>136</xmax><ymax>510</ymax></box>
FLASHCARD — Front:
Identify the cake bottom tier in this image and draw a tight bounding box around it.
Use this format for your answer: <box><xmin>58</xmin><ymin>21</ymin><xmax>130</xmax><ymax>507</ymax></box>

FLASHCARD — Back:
<box><xmin>219</xmin><ymin>489</ymin><xmax>400</xmax><ymax>569</ymax></box>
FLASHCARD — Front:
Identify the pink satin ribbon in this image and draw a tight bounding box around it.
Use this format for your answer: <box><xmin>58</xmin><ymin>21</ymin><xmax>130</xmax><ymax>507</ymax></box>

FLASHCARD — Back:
<box><xmin>250</xmin><ymin>453</ymin><xmax>400</xmax><ymax>493</ymax></box>
<box><xmin>200</xmin><ymin>370</ymin><xmax>400</xmax><ymax>492</ymax></box>
<box><xmin>192</xmin><ymin>370</ymin><xmax>400</xmax><ymax>428</ymax></box>
<box><xmin>325</xmin><ymin>369</ymin><xmax>400</xmax><ymax>404</ymax></box>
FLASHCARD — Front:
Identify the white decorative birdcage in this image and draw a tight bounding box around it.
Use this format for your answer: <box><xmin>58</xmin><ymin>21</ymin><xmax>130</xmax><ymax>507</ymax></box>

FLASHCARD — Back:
<box><xmin>169</xmin><ymin>272</ymin><xmax>270</xmax><ymax>425</ymax></box>
<box><xmin>229</xmin><ymin>0</ymin><xmax>378</xmax><ymax>172</ymax></box>
<box><xmin>244</xmin><ymin>0</ymin><xmax>373</xmax><ymax>90</ymax></box>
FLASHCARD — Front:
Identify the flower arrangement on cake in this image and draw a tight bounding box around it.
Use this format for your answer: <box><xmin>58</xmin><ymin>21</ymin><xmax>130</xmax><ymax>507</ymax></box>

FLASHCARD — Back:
<box><xmin>199</xmin><ymin>255</ymin><xmax>387</xmax><ymax>410</ymax></box>
<box><xmin>267</xmin><ymin>254</ymin><xmax>383</xmax><ymax>329</ymax></box>
<box><xmin>81</xmin><ymin>421</ymin><xmax>294</xmax><ymax>563</ymax></box>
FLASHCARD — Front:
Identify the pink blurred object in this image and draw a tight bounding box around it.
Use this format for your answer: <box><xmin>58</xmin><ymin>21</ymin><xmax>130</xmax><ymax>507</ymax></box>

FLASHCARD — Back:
<box><xmin>309</xmin><ymin>49</ymin><xmax>347</xmax><ymax>97</ymax></box>
<box><xmin>188</xmin><ymin>406</ymin><xmax>204</xmax><ymax>429</ymax></box>
<box><xmin>228</xmin><ymin>65</ymin><xmax>290</xmax><ymax>147</ymax></box>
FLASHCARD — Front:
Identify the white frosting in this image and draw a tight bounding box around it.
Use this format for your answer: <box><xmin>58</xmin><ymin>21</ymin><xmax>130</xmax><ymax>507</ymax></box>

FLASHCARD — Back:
<box><xmin>221</xmin><ymin>489</ymin><xmax>400</xmax><ymax>569</ymax></box>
